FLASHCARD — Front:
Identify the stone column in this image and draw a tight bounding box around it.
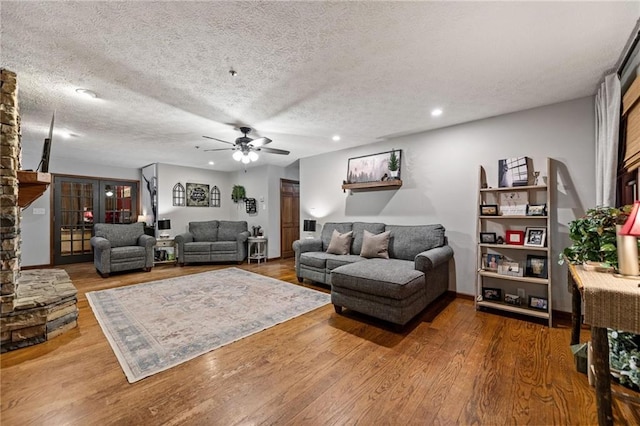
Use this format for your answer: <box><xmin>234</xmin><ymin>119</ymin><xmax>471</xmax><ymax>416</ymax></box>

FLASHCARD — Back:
<box><xmin>0</xmin><ymin>68</ymin><xmax>21</xmax><ymax>318</ymax></box>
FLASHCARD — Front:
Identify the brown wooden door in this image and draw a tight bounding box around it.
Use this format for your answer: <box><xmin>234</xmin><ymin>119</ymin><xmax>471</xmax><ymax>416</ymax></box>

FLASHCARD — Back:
<box><xmin>280</xmin><ymin>179</ymin><xmax>299</xmax><ymax>259</ymax></box>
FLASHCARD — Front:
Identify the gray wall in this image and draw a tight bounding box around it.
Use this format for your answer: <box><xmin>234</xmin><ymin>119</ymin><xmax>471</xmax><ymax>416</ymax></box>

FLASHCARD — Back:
<box><xmin>20</xmin><ymin>157</ymin><xmax>140</xmax><ymax>266</ymax></box>
<box><xmin>20</xmin><ymin>156</ymin><xmax>298</xmax><ymax>266</ymax></box>
<box><xmin>299</xmin><ymin>96</ymin><xmax>596</xmax><ymax>312</ymax></box>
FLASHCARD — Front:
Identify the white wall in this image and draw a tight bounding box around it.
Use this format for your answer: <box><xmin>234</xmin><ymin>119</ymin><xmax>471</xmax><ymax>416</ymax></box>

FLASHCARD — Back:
<box><xmin>20</xmin><ymin>156</ymin><xmax>140</xmax><ymax>266</ymax></box>
<box><xmin>300</xmin><ymin>96</ymin><xmax>596</xmax><ymax>313</ymax></box>
<box><xmin>156</xmin><ymin>163</ymin><xmax>233</xmax><ymax>238</ymax></box>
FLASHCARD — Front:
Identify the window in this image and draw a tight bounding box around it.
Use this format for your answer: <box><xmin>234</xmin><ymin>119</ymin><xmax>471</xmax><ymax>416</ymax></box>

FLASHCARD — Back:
<box><xmin>173</xmin><ymin>183</ymin><xmax>185</xmax><ymax>206</ymax></box>
<box><xmin>211</xmin><ymin>185</ymin><xmax>221</xmax><ymax>207</ymax></box>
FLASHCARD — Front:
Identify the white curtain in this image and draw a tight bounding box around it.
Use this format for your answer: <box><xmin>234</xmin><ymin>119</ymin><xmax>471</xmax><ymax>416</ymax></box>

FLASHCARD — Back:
<box><xmin>595</xmin><ymin>73</ymin><xmax>621</xmax><ymax>207</ymax></box>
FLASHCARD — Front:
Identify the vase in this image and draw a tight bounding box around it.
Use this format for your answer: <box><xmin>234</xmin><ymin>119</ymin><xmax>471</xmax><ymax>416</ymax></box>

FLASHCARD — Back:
<box><xmin>389</xmin><ymin>170</ymin><xmax>398</xmax><ymax>179</ymax></box>
<box><xmin>616</xmin><ymin>224</ymin><xmax>639</xmax><ymax>276</ymax></box>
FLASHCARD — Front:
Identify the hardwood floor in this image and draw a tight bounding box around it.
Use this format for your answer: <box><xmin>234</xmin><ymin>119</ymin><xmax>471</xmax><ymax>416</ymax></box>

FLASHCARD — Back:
<box><xmin>2</xmin><ymin>259</ymin><xmax>639</xmax><ymax>425</ymax></box>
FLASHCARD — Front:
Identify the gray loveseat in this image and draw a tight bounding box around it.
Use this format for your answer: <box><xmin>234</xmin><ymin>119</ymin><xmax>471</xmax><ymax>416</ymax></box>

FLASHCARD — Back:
<box><xmin>175</xmin><ymin>220</ymin><xmax>250</xmax><ymax>265</ymax></box>
<box><xmin>90</xmin><ymin>222</ymin><xmax>156</xmax><ymax>278</ymax></box>
<box><xmin>292</xmin><ymin>222</ymin><xmax>453</xmax><ymax>326</ymax></box>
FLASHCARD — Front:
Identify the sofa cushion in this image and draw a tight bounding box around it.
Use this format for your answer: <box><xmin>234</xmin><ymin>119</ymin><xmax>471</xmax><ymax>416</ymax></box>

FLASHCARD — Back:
<box><xmin>386</xmin><ymin>225</ymin><xmax>445</xmax><ymax>261</ymax></box>
<box><xmin>210</xmin><ymin>241</ymin><xmax>237</xmax><ymax>252</ymax></box>
<box><xmin>331</xmin><ymin>258</ymin><xmax>425</xmax><ymax>300</ymax></box>
<box><xmin>94</xmin><ymin>222</ymin><xmax>143</xmax><ymax>248</ymax></box>
<box><xmin>326</xmin><ymin>230</ymin><xmax>353</xmax><ymax>255</ymax></box>
<box><xmin>360</xmin><ymin>230</ymin><xmax>390</xmax><ymax>259</ymax></box>
<box><xmin>183</xmin><ymin>242</ymin><xmax>213</xmax><ymax>253</ymax></box>
<box><xmin>300</xmin><ymin>252</ymin><xmax>333</xmax><ymax>269</ymax></box>
<box><xmin>326</xmin><ymin>255</ymin><xmax>367</xmax><ymax>270</ymax></box>
<box><xmin>322</xmin><ymin>223</ymin><xmax>353</xmax><ymax>251</ymax></box>
<box><xmin>352</xmin><ymin>222</ymin><xmax>386</xmax><ymax>255</ymax></box>
<box><xmin>110</xmin><ymin>245</ymin><xmax>146</xmax><ymax>260</ymax></box>
<box><xmin>189</xmin><ymin>221</ymin><xmax>219</xmax><ymax>242</ymax></box>
<box><xmin>218</xmin><ymin>221</ymin><xmax>248</xmax><ymax>241</ymax></box>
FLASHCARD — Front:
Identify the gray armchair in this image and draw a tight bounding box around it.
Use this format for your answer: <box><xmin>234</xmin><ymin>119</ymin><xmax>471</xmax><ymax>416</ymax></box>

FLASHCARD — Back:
<box><xmin>90</xmin><ymin>222</ymin><xmax>156</xmax><ymax>278</ymax></box>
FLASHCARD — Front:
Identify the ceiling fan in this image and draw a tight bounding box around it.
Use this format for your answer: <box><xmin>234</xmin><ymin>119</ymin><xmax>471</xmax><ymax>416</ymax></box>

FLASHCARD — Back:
<box><xmin>202</xmin><ymin>127</ymin><xmax>289</xmax><ymax>164</ymax></box>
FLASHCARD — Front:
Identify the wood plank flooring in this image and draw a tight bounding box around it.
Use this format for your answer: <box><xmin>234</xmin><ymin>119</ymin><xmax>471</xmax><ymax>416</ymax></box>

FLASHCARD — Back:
<box><xmin>2</xmin><ymin>259</ymin><xmax>639</xmax><ymax>425</ymax></box>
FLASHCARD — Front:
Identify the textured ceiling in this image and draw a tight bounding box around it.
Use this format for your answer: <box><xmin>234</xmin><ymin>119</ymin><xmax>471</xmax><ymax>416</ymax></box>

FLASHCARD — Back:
<box><xmin>2</xmin><ymin>1</ymin><xmax>638</xmax><ymax>172</ymax></box>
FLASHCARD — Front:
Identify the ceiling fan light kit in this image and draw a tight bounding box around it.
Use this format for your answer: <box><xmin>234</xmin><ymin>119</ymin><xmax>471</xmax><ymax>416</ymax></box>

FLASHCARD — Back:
<box><xmin>203</xmin><ymin>126</ymin><xmax>289</xmax><ymax>164</ymax></box>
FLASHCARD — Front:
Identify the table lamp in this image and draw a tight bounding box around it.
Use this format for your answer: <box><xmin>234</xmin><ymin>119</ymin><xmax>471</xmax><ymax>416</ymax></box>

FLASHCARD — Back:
<box><xmin>303</xmin><ymin>219</ymin><xmax>317</xmax><ymax>239</ymax></box>
<box><xmin>157</xmin><ymin>219</ymin><xmax>171</xmax><ymax>239</ymax></box>
<box><xmin>617</xmin><ymin>201</ymin><xmax>640</xmax><ymax>277</ymax></box>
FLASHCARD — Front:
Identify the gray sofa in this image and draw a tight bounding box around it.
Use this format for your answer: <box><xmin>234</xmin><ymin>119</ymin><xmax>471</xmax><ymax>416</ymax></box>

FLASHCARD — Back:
<box><xmin>175</xmin><ymin>220</ymin><xmax>250</xmax><ymax>265</ymax></box>
<box><xmin>90</xmin><ymin>222</ymin><xmax>156</xmax><ymax>278</ymax></box>
<box><xmin>292</xmin><ymin>222</ymin><xmax>453</xmax><ymax>326</ymax></box>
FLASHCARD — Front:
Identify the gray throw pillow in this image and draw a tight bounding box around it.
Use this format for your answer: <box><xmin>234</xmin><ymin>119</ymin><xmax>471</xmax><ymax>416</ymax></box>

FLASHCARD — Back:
<box><xmin>326</xmin><ymin>230</ymin><xmax>353</xmax><ymax>255</ymax></box>
<box><xmin>360</xmin><ymin>230</ymin><xmax>390</xmax><ymax>259</ymax></box>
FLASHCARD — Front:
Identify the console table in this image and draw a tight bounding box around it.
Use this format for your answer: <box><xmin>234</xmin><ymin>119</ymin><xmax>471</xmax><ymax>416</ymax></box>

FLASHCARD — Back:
<box><xmin>568</xmin><ymin>263</ymin><xmax>640</xmax><ymax>426</ymax></box>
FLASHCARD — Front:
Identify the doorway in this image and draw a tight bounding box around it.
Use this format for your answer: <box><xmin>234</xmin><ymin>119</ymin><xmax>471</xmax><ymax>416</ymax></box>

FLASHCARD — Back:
<box><xmin>280</xmin><ymin>179</ymin><xmax>299</xmax><ymax>259</ymax></box>
<box><xmin>53</xmin><ymin>175</ymin><xmax>138</xmax><ymax>265</ymax></box>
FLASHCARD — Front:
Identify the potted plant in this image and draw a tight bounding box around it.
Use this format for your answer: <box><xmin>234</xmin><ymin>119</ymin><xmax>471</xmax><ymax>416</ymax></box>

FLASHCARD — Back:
<box><xmin>559</xmin><ymin>205</ymin><xmax>634</xmax><ymax>270</ymax></box>
<box><xmin>388</xmin><ymin>150</ymin><xmax>399</xmax><ymax>179</ymax></box>
<box><xmin>231</xmin><ymin>185</ymin><xmax>246</xmax><ymax>203</ymax></box>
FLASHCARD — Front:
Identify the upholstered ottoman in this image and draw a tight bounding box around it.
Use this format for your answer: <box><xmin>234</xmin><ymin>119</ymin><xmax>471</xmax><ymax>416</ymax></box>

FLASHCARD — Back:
<box><xmin>330</xmin><ymin>258</ymin><xmax>427</xmax><ymax>326</ymax></box>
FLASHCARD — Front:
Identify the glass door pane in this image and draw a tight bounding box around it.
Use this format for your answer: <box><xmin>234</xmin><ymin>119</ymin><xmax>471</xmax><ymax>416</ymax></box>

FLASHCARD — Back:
<box><xmin>102</xmin><ymin>182</ymin><xmax>135</xmax><ymax>224</ymax></box>
<box><xmin>54</xmin><ymin>177</ymin><xmax>98</xmax><ymax>265</ymax></box>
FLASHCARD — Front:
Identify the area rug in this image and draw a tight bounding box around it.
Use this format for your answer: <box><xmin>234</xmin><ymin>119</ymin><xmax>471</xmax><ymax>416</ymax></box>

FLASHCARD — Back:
<box><xmin>87</xmin><ymin>268</ymin><xmax>330</xmax><ymax>383</ymax></box>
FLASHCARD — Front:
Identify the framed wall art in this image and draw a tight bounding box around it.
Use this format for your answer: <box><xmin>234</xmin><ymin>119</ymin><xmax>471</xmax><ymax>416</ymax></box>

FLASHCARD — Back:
<box><xmin>346</xmin><ymin>150</ymin><xmax>401</xmax><ymax>184</ymax></box>
<box><xmin>186</xmin><ymin>183</ymin><xmax>210</xmax><ymax>207</ymax></box>
<box><xmin>524</xmin><ymin>227</ymin><xmax>546</xmax><ymax>247</ymax></box>
<box><xmin>480</xmin><ymin>204</ymin><xmax>499</xmax><ymax>216</ymax></box>
<box><xmin>498</xmin><ymin>157</ymin><xmax>532</xmax><ymax>187</ymax></box>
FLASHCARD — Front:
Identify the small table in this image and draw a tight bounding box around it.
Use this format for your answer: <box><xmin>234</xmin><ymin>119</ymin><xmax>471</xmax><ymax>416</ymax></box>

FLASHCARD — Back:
<box><xmin>568</xmin><ymin>263</ymin><xmax>640</xmax><ymax>426</ymax></box>
<box><xmin>248</xmin><ymin>237</ymin><xmax>267</xmax><ymax>264</ymax></box>
<box><xmin>154</xmin><ymin>238</ymin><xmax>177</xmax><ymax>266</ymax></box>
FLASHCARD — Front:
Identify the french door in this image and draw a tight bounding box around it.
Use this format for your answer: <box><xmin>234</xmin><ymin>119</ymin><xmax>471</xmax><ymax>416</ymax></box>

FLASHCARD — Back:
<box><xmin>53</xmin><ymin>176</ymin><xmax>138</xmax><ymax>265</ymax></box>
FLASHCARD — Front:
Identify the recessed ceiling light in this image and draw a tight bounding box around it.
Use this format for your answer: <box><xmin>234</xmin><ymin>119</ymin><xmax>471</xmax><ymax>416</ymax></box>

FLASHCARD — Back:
<box><xmin>208</xmin><ymin>161</ymin><xmax>214</xmax><ymax>165</ymax></box>
<box><xmin>431</xmin><ymin>108</ymin><xmax>443</xmax><ymax>117</ymax></box>
<box><xmin>59</xmin><ymin>131</ymin><xmax>71</xmax><ymax>139</ymax></box>
<box><xmin>332</xmin><ymin>135</ymin><xmax>341</xmax><ymax>142</ymax></box>
<box><xmin>229</xmin><ymin>69</ymin><xmax>237</xmax><ymax>77</ymax></box>
<box><xmin>75</xmin><ymin>88</ymin><xmax>97</xmax><ymax>99</ymax></box>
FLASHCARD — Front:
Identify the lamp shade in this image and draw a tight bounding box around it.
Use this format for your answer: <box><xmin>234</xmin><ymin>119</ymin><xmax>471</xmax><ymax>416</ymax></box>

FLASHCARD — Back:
<box><xmin>619</xmin><ymin>201</ymin><xmax>640</xmax><ymax>236</ymax></box>
<box><xmin>157</xmin><ymin>219</ymin><xmax>171</xmax><ymax>230</ymax></box>
<box><xmin>303</xmin><ymin>219</ymin><xmax>317</xmax><ymax>232</ymax></box>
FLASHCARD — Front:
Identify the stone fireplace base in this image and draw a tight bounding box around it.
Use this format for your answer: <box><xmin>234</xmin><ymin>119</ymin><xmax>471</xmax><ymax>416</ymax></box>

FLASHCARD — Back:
<box><xmin>1</xmin><ymin>269</ymin><xmax>78</xmax><ymax>352</ymax></box>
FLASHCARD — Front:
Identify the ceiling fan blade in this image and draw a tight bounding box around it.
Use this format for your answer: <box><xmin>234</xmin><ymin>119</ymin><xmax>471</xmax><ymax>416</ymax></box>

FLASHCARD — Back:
<box><xmin>258</xmin><ymin>147</ymin><xmax>289</xmax><ymax>155</ymax></box>
<box><xmin>203</xmin><ymin>147</ymin><xmax>234</xmax><ymax>152</ymax></box>
<box><xmin>249</xmin><ymin>137</ymin><xmax>272</xmax><ymax>147</ymax></box>
<box><xmin>202</xmin><ymin>135</ymin><xmax>235</xmax><ymax>145</ymax></box>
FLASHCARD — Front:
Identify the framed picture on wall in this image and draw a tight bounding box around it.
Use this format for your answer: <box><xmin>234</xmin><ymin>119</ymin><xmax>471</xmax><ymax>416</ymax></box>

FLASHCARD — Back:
<box><xmin>346</xmin><ymin>150</ymin><xmax>401</xmax><ymax>183</ymax></box>
<box><xmin>186</xmin><ymin>183</ymin><xmax>210</xmax><ymax>207</ymax></box>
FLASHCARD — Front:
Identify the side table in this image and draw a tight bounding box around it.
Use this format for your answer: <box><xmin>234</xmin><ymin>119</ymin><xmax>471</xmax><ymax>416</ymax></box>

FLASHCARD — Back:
<box><xmin>248</xmin><ymin>237</ymin><xmax>267</xmax><ymax>264</ymax></box>
<box><xmin>154</xmin><ymin>238</ymin><xmax>177</xmax><ymax>266</ymax></box>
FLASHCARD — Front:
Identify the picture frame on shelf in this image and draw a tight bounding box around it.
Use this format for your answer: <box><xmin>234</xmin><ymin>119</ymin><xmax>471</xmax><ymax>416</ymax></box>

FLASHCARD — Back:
<box><xmin>499</xmin><ymin>191</ymin><xmax>528</xmax><ymax>216</ymax></box>
<box><xmin>347</xmin><ymin>150</ymin><xmax>401</xmax><ymax>183</ymax></box>
<box><xmin>480</xmin><ymin>232</ymin><xmax>497</xmax><ymax>244</ymax></box>
<box><xmin>504</xmin><ymin>293</ymin><xmax>521</xmax><ymax>306</ymax></box>
<box><xmin>505</xmin><ymin>230</ymin><xmax>525</xmax><ymax>245</ymax></box>
<box><xmin>524</xmin><ymin>227</ymin><xmax>546</xmax><ymax>247</ymax></box>
<box><xmin>498</xmin><ymin>260</ymin><xmax>524</xmax><ymax>277</ymax></box>
<box><xmin>482</xmin><ymin>253</ymin><xmax>501</xmax><ymax>271</ymax></box>
<box><xmin>482</xmin><ymin>287</ymin><xmax>502</xmax><ymax>301</ymax></box>
<box><xmin>526</xmin><ymin>255</ymin><xmax>548</xmax><ymax>278</ymax></box>
<box><xmin>526</xmin><ymin>203</ymin><xmax>547</xmax><ymax>216</ymax></box>
<box><xmin>480</xmin><ymin>204</ymin><xmax>499</xmax><ymax>216</ymax></box>
<box><xmin>498</xmin><ymin>157</ymin><xmax>532</xmax><ymax>187</ymax></box>
<box><xmin>529</xmin><ymin>295</ymin><xmax>548</xmax><ymax>311</ymax></box>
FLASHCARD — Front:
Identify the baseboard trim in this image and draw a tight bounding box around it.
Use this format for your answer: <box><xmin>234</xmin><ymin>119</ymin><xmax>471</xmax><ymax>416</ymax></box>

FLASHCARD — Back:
<box><xmin>21</xmin><ymin>264</ymin><xmax>53</xmax><ymax>270</ymax></box>
<box><xmin>450</xmin><ymin>291</ymin><xmax>474</xmax><ymax>301</ymax></box>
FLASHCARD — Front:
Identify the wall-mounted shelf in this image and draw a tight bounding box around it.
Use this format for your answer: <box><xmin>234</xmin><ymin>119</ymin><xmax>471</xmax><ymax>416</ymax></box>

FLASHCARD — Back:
<box><xmin>341</xmin><ymin>180</ymin><xmax>402</xmax><ymax>193</ymax></box>
<box><xmin>17</xmin><ymin>170</ymin><xmax>51</xmax><ymax>208</ymax></box>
